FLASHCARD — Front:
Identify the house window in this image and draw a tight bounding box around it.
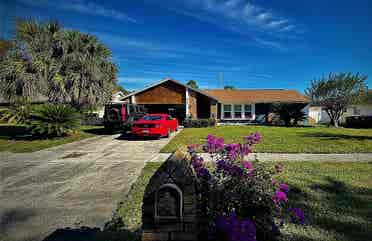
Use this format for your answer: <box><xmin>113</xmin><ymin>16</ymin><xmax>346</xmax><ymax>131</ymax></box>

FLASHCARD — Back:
<box><xmin>223</xmin><ymin>104</ymin><xmax>232</xmax><ymax>118</ymax></box>
<box><xmin>244</xmin><ymin>105</ymin><xmax>252</xmax><ymax>118</ymax></box>
<box><xmin>234</xmin><ymin>105</ymin><xmax>242</xmax><ymax>119</ymax></box>
<box><xmin>353</xmin><ymin>107</ymin><xmax>360</xmax><ymax>116</ymax></box>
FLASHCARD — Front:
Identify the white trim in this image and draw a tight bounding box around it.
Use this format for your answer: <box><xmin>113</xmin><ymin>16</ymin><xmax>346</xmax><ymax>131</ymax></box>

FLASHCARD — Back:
<box><xmin>221</xmin><ymin>103</ymin><xmax>255</xmax><ymax>120</ymax></box>
<box><xmin>131</xmin><ymin>95</ymin><xmax>136</xmax><ymax>104</ymax></box>
<box><xmin>185</xmin><ymin>88</ymin><xmax>190</xmax><ymax>117</ymax></box>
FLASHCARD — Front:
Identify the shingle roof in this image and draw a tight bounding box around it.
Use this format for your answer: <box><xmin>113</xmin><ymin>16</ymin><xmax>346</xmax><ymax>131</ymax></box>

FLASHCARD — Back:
<box><xmin>202</xmin><ymin>89</ymin><xmax>310</xmax><ymax>104</ymax></box>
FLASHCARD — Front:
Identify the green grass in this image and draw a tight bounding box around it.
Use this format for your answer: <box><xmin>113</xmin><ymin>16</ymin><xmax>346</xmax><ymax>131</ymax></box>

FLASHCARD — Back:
<box><xmin>0</xmin><ymin>124</ymin><xmax>106</xmax><ymax>153</ymax></box>
<box><xmin>115</xmin><ymin>161</ymin><xmax>372</xmax><ymax>241</ymax></box>
<box><xmin>161</xmin><ymin>126</ymin><xmax>372</xmax><ymax>153</ymax></box>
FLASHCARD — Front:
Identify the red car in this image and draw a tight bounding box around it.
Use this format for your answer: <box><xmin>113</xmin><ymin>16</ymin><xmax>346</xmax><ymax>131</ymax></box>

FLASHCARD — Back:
<box><xmin>132</xmin><ymin>114</ymin><xmax>179</xmax><ymax>138</ymax></box>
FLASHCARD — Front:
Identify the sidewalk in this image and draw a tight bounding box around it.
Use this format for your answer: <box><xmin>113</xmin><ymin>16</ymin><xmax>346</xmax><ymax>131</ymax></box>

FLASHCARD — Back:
<box><xmin>150</xmin><ymin>152</ymin><xmax>372</xmax><ymax>162</ymax></box>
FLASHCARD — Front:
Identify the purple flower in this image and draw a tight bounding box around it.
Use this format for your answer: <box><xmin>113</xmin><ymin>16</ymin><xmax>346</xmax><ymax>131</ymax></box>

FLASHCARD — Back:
<box><xmin>216</xmin><ymin>159</ymin><xmax>228</xmax><ymax>171</ymax></box>
<box><xmin>242</xmin><ymin>144</ymin><xmax>252</xmax><ymax>156</ymax></box>
<box><xmin>216</xmin><ymin>212</ymin><xmax>256</xmax><ymax>241</ymax></box>
<box><xmin>273</xmin><ymin>191</ymin><xmax>288</xmax><ymax>204</ymax></box>
<box><xmin>275</xmin><ymin>164</ymin><xmax>282</xmax><ymax>173</ymax></box>
<box><xmin>288</xmin><ymin>208</ymin><xmax>305</xmax><ymax>225</ymax></box>
<box><xmin>216</xmin><ymin>160</ymin><xmax>245</xmax><ymax>177</ymax></box>
<box><xmin>207</xmin><ymin>134</ymin><xmax>225</xmax><ymax>153</ymax></box>
<box><xmin>196</xmin><ymin>167</ymin><xmax>211</xmax><ymax>179</ymax></box>
<box><xmin>279</xmin><ymin>183</ymin><xmax>289</xmax><ymax>193</ymax></box>
<box><xmin>242</xmin><ymin>160</ymin><xmax>253</xmax><ymax>170</ymax></box>
<box><xmin>245</xmin><ymin>132</ymin><xmax>261</xmax><ymax>145</ymax></box>
<box><xmin>191</xmin><ymin>156</ymin><xmax>204</xmax><ymax>170</ymax></box>
<box><xmin>226</xmin><ymin>143</ymin><xmax>242</xmax><ymax>160</ymax></box>
<box><xmin>231</xmin><ymin>165</ymin><xmax>244</xmax><ymax>177</ymax></box>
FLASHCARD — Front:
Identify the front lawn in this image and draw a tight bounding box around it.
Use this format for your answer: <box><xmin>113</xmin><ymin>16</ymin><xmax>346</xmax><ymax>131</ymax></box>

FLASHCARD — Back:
<box><xmin>161</xmin><ymin>126</ymin><xmax>372</xmax><ymax>153</ymax></box>
<box><xmin>114</xmin><ymin>161</ymin><xmax>372</xmax><ymax>241</ymax></box>
<box><xmin>0</xmin><ymin>124</ymin><xmax>106</xmax><ymax>153</ymax></box>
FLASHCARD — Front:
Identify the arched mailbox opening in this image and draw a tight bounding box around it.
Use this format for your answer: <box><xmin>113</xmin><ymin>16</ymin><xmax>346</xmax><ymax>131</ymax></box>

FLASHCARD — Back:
<box><xmin>155</xmin><ymin>184</ymin><xmax>183</xmax><ymax>221</ymax></box>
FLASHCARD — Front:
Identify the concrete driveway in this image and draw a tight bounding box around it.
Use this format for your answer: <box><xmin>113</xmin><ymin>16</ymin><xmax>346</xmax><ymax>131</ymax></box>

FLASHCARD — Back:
<box><xmin>0</xmin><ymin>133</ymin><xmax>175</xmax><ymax>241</ymax></box>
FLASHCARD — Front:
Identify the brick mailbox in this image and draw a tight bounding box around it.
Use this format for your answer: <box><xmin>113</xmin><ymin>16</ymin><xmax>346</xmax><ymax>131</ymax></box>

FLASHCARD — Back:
<box><xmin>142</xmin><ymin>150</ymin><xmax>201</xmax><ymax>241</ymax></box>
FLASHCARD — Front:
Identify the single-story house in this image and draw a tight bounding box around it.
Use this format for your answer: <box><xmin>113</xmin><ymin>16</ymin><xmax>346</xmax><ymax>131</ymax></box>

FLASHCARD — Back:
<box><xmin>308</xmin><ymin>90</ymin><xmax>372</xmax><ymax>124</ymax></box>
<box><xmin>121</xmin><ymin>78</ymin><xmax>310</xmax><ymax>123</ymax></box>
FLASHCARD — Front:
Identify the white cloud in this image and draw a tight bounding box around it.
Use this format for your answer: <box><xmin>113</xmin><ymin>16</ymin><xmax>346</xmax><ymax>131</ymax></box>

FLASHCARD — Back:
<box><xmin>267</xmin><ymin>20</ymin><xmax>289</xmax><ymax>28</ymax></box>
<box><xmin>168</xmin><ymin>0</ymin><xmax>294</xmax><ymax>32</ymax></box>
<box><xmin>17</xmin><ymin>0</ymin><xmax>137</xmax><ymax>23</ymax></box>
<box><xmin>257</xmin><ymin>12</ymin><xmax>272</xmax><ymax>21</ymax></box>
<box><xmin>253</xmin><ymin>37</ymin><xmax>286</xmax><ymax>51</ymax></box>
<box><xmin>118</xmin><ymin>77</ymin><xmax>155</xmax><ymax>84</ymax></box>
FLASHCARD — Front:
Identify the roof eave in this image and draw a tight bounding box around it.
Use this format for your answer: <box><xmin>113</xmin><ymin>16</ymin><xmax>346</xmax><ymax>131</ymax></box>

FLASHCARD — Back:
<box><xmin>121</xmin><ymin>78</ymin><xmax>219</xmax><ymax>101</ymax></box>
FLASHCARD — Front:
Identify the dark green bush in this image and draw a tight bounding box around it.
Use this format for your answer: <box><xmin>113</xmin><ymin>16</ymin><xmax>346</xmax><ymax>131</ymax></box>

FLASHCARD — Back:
<box><xmin>28</xmin><ymin>104</ymin><xmax>81</xmax><ymax>137</ymax></box>
<box><xmin>272</xmin><ymin>103</ymin><xmax>307</xmax><ymax>126</ymax></box>
<box><xmin>183</xmin><ymin>118</ymin><xmax>216</xmax><ymax>128</ymax></box>
<box><xmin>345</xmin><ymin>116</ymin><xmax>372</xmax><ymax>128</ymax></box>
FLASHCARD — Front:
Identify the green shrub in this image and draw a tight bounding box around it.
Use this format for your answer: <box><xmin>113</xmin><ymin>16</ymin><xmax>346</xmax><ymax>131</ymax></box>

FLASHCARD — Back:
<box><xmin>183</xmin><ymin>118</ymin><xmax>216</xmax><ymax>128</ymax></box>
<box><xmin>345</xmin><ymin>115</ymin><xmax>372</xmax><ymax>128</ymax></box>
<box><xmin>0</xmin><ymin>100</ymin><xmax>33</xmax><ymax>124</ymax></box>
<box><xmin>28</xmin><ymin>104</ymin><xmax>81</xmax><ymax>137</ymax></box>
<box><xmin>272</xmin><ymin>103</ymin><xmax>307</xmax><ymax>126</ymax></box>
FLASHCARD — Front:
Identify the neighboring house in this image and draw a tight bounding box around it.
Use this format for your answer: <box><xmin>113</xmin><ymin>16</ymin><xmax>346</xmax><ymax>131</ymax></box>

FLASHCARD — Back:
<box><xmin>308</xmin><ymin>90</ymin><xmax>372</xmax><ymax>124</ymax></box>
<box><xmin>111</xmin><ymin>91</ymin><xmax>126</xmax><ymax>102</ymax></box>
<box><xmin>121</xmin><ymin>78</ymin><xmax>310</xmax><ymax>123</ymax></box>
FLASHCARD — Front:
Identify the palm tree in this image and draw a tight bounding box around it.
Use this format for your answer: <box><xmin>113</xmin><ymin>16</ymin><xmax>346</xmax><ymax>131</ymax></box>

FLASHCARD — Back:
<box><xmin>0</xmin><ymin>19</ymin><xmax>118</xmax><ymax>109</ymax></box>
<box><xmin>61</xmin><ymin>30</ymin><xmax>117</xmax><ymax>108</ymax></box>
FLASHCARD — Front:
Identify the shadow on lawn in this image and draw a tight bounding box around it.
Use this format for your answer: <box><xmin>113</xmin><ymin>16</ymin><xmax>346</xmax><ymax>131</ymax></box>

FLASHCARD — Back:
<box><xmin>0</xmin><ymin>125</ymin><xmax>31</xmax><ymax>139</ymax></box>
<box><xmin>288</xmin><ymin>177</ymin><xmax>372</xmax><ymax>241</ymax></box>
<box><xmin>0</xmin><ymin>125</ymin><xmax>116</xmax><ymax>140</ymax></box>
<box><xmin>302</xmin><ymin>132</ymin><xmax>372</xmax><ymax>140</ymax></box>
<box><xmin>43</xmin><ymin>217</ymin><xmax>140</xmax><ymax>241</ymax></box>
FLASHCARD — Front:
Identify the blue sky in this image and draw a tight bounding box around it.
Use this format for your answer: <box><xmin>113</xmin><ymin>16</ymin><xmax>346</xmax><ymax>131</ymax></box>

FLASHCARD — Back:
<box><xmin>1</xmin><ymin>0</ymin><xmax>372</xmax><ymax>92</ymax></box>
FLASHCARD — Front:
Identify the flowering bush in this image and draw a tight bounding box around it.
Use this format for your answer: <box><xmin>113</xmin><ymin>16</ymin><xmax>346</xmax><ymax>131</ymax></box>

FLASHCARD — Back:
<box><xmin>187</xmin><ymin>133</ymin><xmax>305</xmax><ymax>241</ymax></box>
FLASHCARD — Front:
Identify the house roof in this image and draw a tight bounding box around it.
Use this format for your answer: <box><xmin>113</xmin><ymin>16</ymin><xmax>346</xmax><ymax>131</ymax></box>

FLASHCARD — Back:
<box><xmin>121</xmin><ymin>78</ymin><xmax>218</xmax><ymax>101</ymax></box>
<box><xmin>202</xmin><ymin>89</ymin><xmax>310</xmax><ymax>104</ymax></box>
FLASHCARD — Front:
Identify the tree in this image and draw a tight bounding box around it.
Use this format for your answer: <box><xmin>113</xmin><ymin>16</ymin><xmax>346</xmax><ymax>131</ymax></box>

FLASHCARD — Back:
<box><xmin>224</xmin><ymin>85</ymin><xmax>235</xmax><ymax>90</ymax></box>
<box><xmin>305</xmin><ymin>73</ymin><xmax>368</xmax><ymax>127</ymax></box>
<box><xmin>186</xmin><ymin>80</ymin><xmax>199</xmax><ymax>89</ymax></box>
<box><xmin>0</xmin><ymin>39</ymin><xmax>11</xmax><ymax>58</ymax></box>
<box><xmin>0</xmin><ymin>19</ymin><xmax>118</xmax><ymax>109</ymax></box>
<box><xmin>272</xmin><ymin>103</ymin><xmax>307</xmax><ymax>126</ymax></box>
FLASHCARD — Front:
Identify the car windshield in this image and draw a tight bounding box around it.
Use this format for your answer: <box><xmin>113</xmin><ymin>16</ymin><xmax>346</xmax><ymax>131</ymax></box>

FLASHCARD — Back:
<box><xmin>142</xmin><ymin>115</ymin><xmax>163</xmax><ymax>121</ymax></box>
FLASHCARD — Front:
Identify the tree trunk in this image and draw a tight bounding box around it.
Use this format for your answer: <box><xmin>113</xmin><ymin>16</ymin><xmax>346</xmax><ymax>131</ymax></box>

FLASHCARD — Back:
<box><xmin>326</xmin><ymin>108</ymin><xmax>343</xmax><ymax>128</ymax></box>
<box><xmin>333</xmin><ymin>120</ymin><xmax>339</xmax><ymax>128</ymax></box>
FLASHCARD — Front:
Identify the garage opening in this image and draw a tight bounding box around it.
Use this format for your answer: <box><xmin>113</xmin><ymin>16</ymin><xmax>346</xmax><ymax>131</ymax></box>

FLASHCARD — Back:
<box><xmin>196</xmin><ymin>94</ymin><xmax>211</xmax><ymax>119</ymax></box>
<box><xmin>142</xmin><ymin>104</ymin><xmax>186</xmax><ymax>123</ymax></box>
